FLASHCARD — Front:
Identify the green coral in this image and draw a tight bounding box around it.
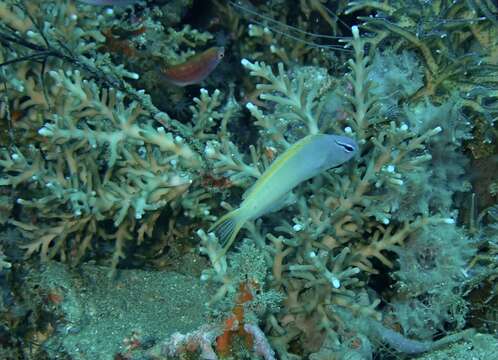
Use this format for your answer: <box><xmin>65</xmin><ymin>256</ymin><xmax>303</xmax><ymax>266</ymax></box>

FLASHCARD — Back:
<box><xmin>392</xmin><ymin>224</ymin><xmax>474</xmax><ymax>339</ymax></box>
<box><xmin>0</xmin><ymin>0</ymin><xmax>225</xmax><ymax>271</ymax></box>
<box><xmin>368</xmin><ymin>49</ymin><xmax>424</xmax><ymax>117</ymax></box>
<box><xmin>199</xmin><ymin>15</ymin><xmax>495</xmax><ymax>356</ymax></box>
<box><xmin>0</xmin><ymin>68</ymin><xmax>200</xmax><ymax>268</ymax></box>
<box><xmin>1</xmin><ymin>0</ymin><xmax>497</xmax><ymax>359</ymax></box>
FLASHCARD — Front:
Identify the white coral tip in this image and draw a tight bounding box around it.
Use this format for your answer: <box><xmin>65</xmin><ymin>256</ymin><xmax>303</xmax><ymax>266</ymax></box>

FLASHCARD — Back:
<box><xmin>204</xmin><ymin>144</ymin><xmax>216</xmax><ymax>158</ymax></box>
<box><xmin>241</xmin><ymin>58</ymin><xmax>251</xmax><ymax>67</ymax></box>
<box><xmin>38</xmin><ymin>127</ymin><xmax>53</xmax><ymax>137</ymax></box>
<box><xmin>432</xmin><ymin>126</ymin><xmax>443</xmax><ymax>134</ymax></box>
<box><xmin>246</xmin><ymin>102</ymin><xmax>257</xmax><ymax>111</ymax></box>
<box><xmin>292</xmin><ymin>224</ymin><xmax>303</xmax><ymax>232</ymax></box>
<box><xmin>352</xmin><ymin>25</ymin><xmax>360</xmax><ymax>39</ymax></box>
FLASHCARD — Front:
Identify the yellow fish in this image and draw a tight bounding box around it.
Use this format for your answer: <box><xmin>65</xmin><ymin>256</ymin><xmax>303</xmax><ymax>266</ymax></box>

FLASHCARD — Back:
<box><xmin>210</xmin><ymin>133</ymin><xmax>357</xmax><ymax>255</ymax></box>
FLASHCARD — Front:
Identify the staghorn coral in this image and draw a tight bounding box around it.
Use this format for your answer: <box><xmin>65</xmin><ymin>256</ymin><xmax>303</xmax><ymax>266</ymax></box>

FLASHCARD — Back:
<box><xmin>199</xmin><ymin>23</ymin><xmax>481</xmax><ymax>358</ymax></box>
<box><xmin>1</xmin><ymin>68</ymin><xmax>199</xmax><ymax>267</ymax></box>
<box><xmin>1</xmin><ymin>0</ymin><xmax>497</xmax><ymax>359</ymax></box>
<box><xmin>346</xmin><ymin>0</ymin><xmax>498</xmax><ymax>158</ymax></box>
<box><xmin>0</xmin><ymin>0</ymin><xmax>232</xmax><ymax>272</ymax></box>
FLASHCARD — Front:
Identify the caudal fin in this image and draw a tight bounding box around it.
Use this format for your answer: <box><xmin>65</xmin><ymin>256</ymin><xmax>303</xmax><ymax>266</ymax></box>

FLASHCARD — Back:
<box><xmin>209</xmin><ymin>208</ymin><xmax>245</xmax><ymax>258</ymax></box>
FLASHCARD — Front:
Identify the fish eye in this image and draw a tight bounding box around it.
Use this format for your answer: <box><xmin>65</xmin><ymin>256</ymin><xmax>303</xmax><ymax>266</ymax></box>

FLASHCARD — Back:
<box><xmin>218</xmin><ymin>48</ymin><xmax>225</xmax><ymax>59</ymax></box>
<box><xmin>336</xmin><ymin>140</ymin><xmax>355</xmax><ymax>153</ymax></box>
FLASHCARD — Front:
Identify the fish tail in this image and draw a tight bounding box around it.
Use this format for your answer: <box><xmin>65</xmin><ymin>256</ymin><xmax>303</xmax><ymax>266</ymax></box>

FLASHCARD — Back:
<box><xmin>209</xmin><ymin>208</ymin><xmax>246</xmax><ymax>261</ymax></box>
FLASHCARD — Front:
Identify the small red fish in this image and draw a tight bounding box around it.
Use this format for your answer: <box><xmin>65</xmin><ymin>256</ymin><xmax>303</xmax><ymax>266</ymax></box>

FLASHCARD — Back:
<box><xmin>160</xmin><ymin>47</ymin><xmax>224</xmax><ymax>87</ymax></box>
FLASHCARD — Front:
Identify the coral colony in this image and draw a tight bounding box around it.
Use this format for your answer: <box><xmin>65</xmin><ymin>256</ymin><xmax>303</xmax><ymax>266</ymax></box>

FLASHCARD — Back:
<box><xmin>0</xmin><ymin>0</ymin><xmax>497</xmax><ymax>359</ymax></box>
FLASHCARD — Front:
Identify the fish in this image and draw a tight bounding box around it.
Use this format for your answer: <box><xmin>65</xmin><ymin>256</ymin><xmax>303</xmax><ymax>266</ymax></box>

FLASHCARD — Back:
<box><xmin>160</xmin><ymin>47</ymin><xmax>225</xmax><ymax>87</ymax></box>
<box><xmin>77</xmin><ymin>0</ymin><xmax>142</xmax><ymax>5</ymax></box>
<box><xmin>209</xmin><ymin>134</ymin><xmax>357</xmax><ymax>256</ymax></box>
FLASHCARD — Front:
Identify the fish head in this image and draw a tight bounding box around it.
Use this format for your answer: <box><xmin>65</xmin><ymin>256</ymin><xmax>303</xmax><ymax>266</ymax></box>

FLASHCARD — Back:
<box><xmin>215</xmin><ymin>47</ymin><xmax>225</xmax><ymax>61</ymax></box>
<box><xmin>323</xmin><ymin>134</ymin><xmax>358</xmax><ymax>168</ymax></box>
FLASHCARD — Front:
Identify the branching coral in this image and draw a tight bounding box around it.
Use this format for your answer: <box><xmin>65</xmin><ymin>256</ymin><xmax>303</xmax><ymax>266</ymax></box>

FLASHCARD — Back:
<box><xmin>346</xmin><ymin>0</ymin><xmax>498</xmax><ymax>159</ymax></box>
<box><xmin>200</xmin><ymin>25</ymin><xmax>477</xmax><ymax>358</ymax></box>
<box><xmin>0</xmin><ymin>0</ymin><xmax>229</xmax><ymax>271</ymax></box>
<box><xmin>0</xmin><ymin>67</ymin><xmax>200</xmax><ymax>269</ymax></box>
<box><xmin>0</xmin><ymin>0</ymin><xmax>496</xmax><ymax>359</ymax></box>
